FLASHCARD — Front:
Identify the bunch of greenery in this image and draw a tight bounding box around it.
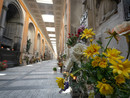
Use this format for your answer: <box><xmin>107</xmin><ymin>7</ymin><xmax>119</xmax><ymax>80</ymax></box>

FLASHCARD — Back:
<box><xmin>69</xmin><ymin>62</ymin><xmax>88</xmax><ymax>95</ymax></box>
<box><xmin>62</xmin><ymin>54</ymin><xmax>67</xmax><ymax>60</ymax></box>
<box><xmin>24</xmin><ymin>55</ymin><xmax>29</xmax><ymax>64</ymax></box>
<box><xmin>26</xmin><ymin>39</ymin><xmax>32</xmax><ymax>53</ymax></box>
<box><xmin>53</xmin><ymin>67</ymin><xmax>57</xmax><ymax>71</ymax></box>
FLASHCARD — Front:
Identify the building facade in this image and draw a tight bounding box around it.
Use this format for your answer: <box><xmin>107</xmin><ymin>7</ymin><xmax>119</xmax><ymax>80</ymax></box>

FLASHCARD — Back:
<box><xmin>0</xmin><ymin>0</ymin><xmax>55</xmax><ymax>67</ymax></box>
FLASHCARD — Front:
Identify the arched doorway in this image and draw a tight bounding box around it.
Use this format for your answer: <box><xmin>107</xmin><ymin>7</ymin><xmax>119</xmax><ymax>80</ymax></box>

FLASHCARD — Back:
<box><xmin>0</xmin><ymin>2</ymin><xmax>23</xmax><ymax>67</ymax></box>
<box><xmin>3</xmin><ymin>3</ymin><xmax>23</xmax><ymax>51</ymax></box>
<box><xmin>27</xmin><ymin>23</ymin><xmax>35</xmax><ymax>54</ymax></box>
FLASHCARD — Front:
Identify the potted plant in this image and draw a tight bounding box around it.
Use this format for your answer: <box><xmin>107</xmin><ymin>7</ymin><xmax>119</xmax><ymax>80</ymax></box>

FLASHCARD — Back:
<box><xmin>24</xmin><ymin>55</ymin><xmax>29</xmax><ymax>65</ymax></box>
<box><xmin>53</xmin><ymin>67</ymin><xmax>57</xmax><ymax>72</ymax></box>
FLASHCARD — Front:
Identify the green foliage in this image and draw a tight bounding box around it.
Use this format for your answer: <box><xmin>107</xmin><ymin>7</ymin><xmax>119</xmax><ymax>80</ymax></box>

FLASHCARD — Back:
<box><xmin>24</xmin><ymin>56</ymin><xmax>29</xmax><ymax>64</ymax></box>
<box><xmin>26</xmin><ymin>39</ymin><xmax>32</xmax><ymax>53</ymax></box>
<box><xmin>66</xmin><ymin>36</ymin><xmax>78</xmax><ymax>47</ymax></box>
<box><xmin>53</xmin><ymin>67</ymin><xmax>57</xmax><ymax>71</ymax></box>
<box><xmin>96</xmin><ymin>40</ymin><xmax>102</xmax><ymax>45</ymax></box>
<box><xmin>69</xmin><ymin>62</ymin><xmax>88</xmax><ymax>94</ymax></box>
<box><xmin>62</xmin><ymin>54</ymin><xmax>66</xmax><ymax>59</ymax></box>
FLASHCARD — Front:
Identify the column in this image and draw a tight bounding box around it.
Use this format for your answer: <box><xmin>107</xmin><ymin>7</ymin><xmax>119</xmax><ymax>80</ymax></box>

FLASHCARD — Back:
<box><xmin>0</xmin><ymin>4</ymin><xmax>8</xmax><ymax>44</ymax></box>
<box><xmin>0</xmin><ymin>0</ymin><xmax>3</xmax><ymax>17</ymax></box>
<box><xmin>67</xmin><ymin>0</ymin><xmax>71</xmax><ymax>34</ymax></box>
<box><xmin>62</xmin><ymin>24</ymin><xmax>65</xmax><ymax>53</ymax></box>
<box><xmin>19</xmin><ymin>12</ymin><xmax>29</xmax><ymax>63</ymax></box>
<box><xmin>40</xmin><ymin>37</ymin><xmax>42</xmax><ymax>56</ymax></box>
<box><xmin>43</xmin><ymin>40</ymin><xmax>45</xmax><ymax>58</ymax></box>
<box><xmin>20</xmin><ymin>13</ymin><xmax>29</xmax><ymax>52</ymax></box>
<box><xmin>67</xmin><ymin>0</ymin><xmax>71</xmax><ymax>57</ymax></box>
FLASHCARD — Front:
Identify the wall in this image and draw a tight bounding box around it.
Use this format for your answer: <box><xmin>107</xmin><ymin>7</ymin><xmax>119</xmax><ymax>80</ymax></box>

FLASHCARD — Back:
<box><xmin>0</xmin><ymin>0</ymin><xmax>55</xmax><ymax>65</ymax></box>
<box><xmin>0</xmin><ymin>0</ymin><xmax>3</xmax><ymax>17</ymax></box>
<box><xmin>70</xmin><ymin>0</ymin><xmax>83</xmax><ymax>33</ymax></box>
<box><xmin>95</xmin><ymin>2</ymin><xmax>129</xmax><ymax>60</ymax></box>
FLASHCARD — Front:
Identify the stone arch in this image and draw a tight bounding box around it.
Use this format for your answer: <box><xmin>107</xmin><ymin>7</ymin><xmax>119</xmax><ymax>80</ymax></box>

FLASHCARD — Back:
<box><xmin>2</xmin><ymin>2</ymin><xmax>23</xmax><ymax>51</ymax></box>
<box><xmin>27</xmin><ymin>22</ymin><xmax>35</xmax><ymax>54</ymax></box>
<box><xmin>37</xmin><ymin>33</ymin><xmax>41</xmax><ymax>57</ymax></box>
<box><xmin>0</xmin><ymin>1</ymin><xmax>23</xmax><ymax>67</ymax></box>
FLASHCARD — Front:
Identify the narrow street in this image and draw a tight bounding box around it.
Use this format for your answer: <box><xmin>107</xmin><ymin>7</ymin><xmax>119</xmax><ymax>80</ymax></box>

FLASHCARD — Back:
<box><xmin>0</xmin><ymin>60</ymin><xmax>71</xmax><ymax>98</ymax></box>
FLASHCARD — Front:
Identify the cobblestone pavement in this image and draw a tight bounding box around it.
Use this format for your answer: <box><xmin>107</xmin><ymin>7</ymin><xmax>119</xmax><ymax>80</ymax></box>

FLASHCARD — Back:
<box><xmin>0</xmin><ymin>60</ymin><xmax>71</xmax><ymax>98</ymax></box>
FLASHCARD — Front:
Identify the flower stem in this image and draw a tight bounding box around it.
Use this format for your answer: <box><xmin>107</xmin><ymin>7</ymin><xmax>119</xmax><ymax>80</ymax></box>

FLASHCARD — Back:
<box><xmin>104</xmin><ymin>36</ymin><xmax>113</xmax><ymax>52</ymax></box>
<box><xmin>72</xmin><ymin>68</ymin><xmax>85</xmax><ymax>75</ymax></box>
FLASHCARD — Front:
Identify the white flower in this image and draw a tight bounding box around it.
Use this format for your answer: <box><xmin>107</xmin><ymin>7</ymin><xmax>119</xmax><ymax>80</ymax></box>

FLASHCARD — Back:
<box><xmin>66</xmin><ymin>43</ymin><xmax>87</xmax><ymax>71</ymax></box>
<box><xmin>71</xmin><ymin>43</ymin><xmax>86</xmax><ymax>67</ymax></box>
<box><xmin>72</xmin><ymin>43</ymin><xmax>86</xmax><ymax>56</ymax></box>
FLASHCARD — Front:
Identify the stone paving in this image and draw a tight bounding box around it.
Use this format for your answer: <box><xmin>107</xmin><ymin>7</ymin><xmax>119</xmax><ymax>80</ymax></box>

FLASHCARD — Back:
<box><xmin>0</xmin><ymin>60</ymin><xmax>71</xmax><ymax>98</ymax></box>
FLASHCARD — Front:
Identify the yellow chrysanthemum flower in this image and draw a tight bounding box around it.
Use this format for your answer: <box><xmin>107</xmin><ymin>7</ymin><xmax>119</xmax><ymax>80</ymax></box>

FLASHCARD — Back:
<box><xmin>94</xmin><ymin>56</ymin><xmax>101</xmax><ymax>62</ymax></box>
<box><xmin>56</xmin><ymin>77</ymin><xmax>65</xmax><ymax>89</ymax></box>
<box><xmin>115</xmin><ymin>75</ymin><xmax>125</xmax><ymax>84</ymax></box>
<box><xmin>110</xmin><ymin>59</ymin><xmax>130</xmax><ymax>79</ymax></box>
<box><xmin>101</xmin><ymin>57</ymin><xmax>107</xmax><ymax>62</ymax></box>
<box><xmin>83</xmin><ymin>44</ymin><xmax>101</xmax><ymax>58</ymax></box>
<box><xmin>90</xmin><ymin>39</ymin><xmax>94</xmax><ymax>42</ymax></box>
<box><xmin>92</xmin><ymin>60</ymin><xmax>99</xmax><ymax>67</ymax></box>
<box><xmin>99</xmin><ymin>58</ymin><xmax>108</xmax><ymax>68</ymax></box>
<box><xmin>103</xmin><ymin>48</ymin><xmax>124</xmax><ymax>62</ymax></box>
<box><xmin>99</xmin><ymin>61</ymin><xmax>108</xmax><ymax>68</ymax></box>
<box><xmin>96</xmin><ymin>81</ymin><xmax>113</xmax><ymax>95</ymax></box>
<box><xmin>80</xmin><ymin>28</ymin><xmax>95</xmax><ymax>39</ymax></box>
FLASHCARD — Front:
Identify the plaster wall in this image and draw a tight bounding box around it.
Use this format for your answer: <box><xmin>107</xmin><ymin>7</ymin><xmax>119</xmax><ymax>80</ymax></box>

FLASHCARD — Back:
<box><xmin>70</xmin><ymin>0</ymin><xmax>82</xmax><ymax>33</ymax></box>
<box><xmin>95</xmin><ymin>2</ymin><xmax>129</xmax><ymax>60</ymax></box>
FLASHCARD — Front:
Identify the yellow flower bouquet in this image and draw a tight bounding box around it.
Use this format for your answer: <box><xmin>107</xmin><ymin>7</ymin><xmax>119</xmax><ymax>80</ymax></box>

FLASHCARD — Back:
<box><xmin>71</xmin><ymin>28</ymin><xmax>130</xmax><ymax>97</ymax></box>
<box><xmin>56</xmin><ymin>28</ymin><xmax>130</xmax><ymax>97</ymax></box>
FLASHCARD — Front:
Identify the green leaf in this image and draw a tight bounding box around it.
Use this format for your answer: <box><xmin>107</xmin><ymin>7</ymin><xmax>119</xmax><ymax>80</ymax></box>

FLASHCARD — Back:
<box><xmin>96</xmin><ymin>40</ymin><xmax>102</xmax><ymax>45</ymax></box>
<box><xmin>97</xmin><ymin>69</ymin><xmax>103</xmax><ymax>79</ymax></box>
<box><xmin>82</xmin><ymin>71</ymin><xmax>87</xmax><ymax>80</ymax></box>
<box><xmin>87</xmin><ymin>77</ymin><xmax>97</xmax><ymax>83</ymax></box>
<box><xmin>97</xmin><ymin>72</ymin><xmax>103</xmax><ymax>80</ymax></box>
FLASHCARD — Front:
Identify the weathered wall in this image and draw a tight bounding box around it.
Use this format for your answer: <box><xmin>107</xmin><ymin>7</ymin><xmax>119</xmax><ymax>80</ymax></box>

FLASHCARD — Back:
<box><xmin>95</xmin><ymin>2</ymin><xmax>129</xmax><ymax>60</ymax></box>
<box><xmin>70</xmin><ymin>0</ymin><xmax>83</xmax><ymax>33</ymax></box>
